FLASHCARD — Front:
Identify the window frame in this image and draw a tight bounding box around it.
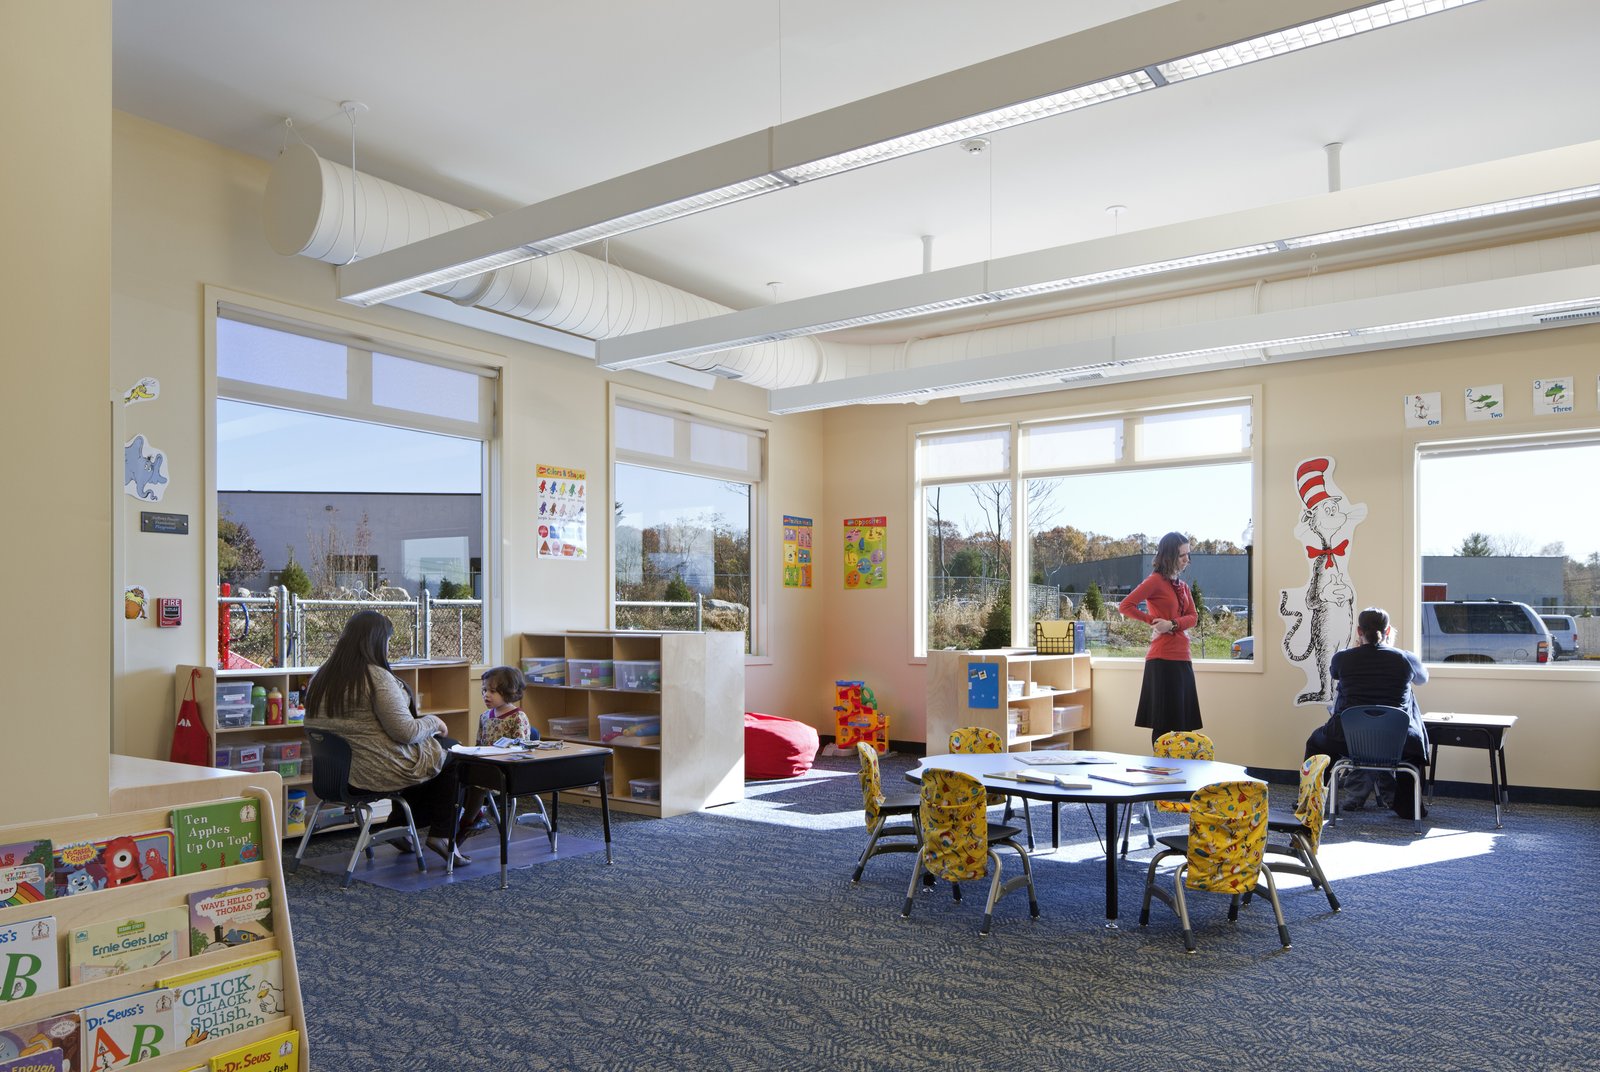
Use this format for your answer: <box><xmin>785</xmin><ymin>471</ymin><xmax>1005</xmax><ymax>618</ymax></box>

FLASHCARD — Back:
<box><xmin>608</xmin><ymin>386</ymin><xmax>769</xmax><ymax>657</ymax></box>
<box><xmin>204</xmin><ymin>286</ymin><xmax>503</xmax><ymax>667</ymax></box>
<box><xmin>911</xmin><ymin>388</ymin><xmax>1261</xmax><ymax>661</ymax></box>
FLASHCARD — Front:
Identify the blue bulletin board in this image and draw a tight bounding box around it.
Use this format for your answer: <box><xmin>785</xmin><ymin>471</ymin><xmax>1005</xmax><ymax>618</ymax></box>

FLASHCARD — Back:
<box><xmin>967</xmin><ymin>661</ymin><xmax>1000</xmax><ymax>709</ymax></box>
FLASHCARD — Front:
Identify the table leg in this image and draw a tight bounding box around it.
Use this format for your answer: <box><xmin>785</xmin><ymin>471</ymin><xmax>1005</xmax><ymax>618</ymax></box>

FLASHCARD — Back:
<box><xmin>549</xmin><ymin>790</ymin><xmax>560</xmax><ymax>854</ymax></box>
<box><xmin>599</xmin><ymin>773</ymin><xmax>613</xmax><ymax>865</ymax></box>
<box><xmin>446</xmin><ymin>782</ymin><xmax>463</xmax><ymax>876</ymax></box>
<box><xmin>498</xmin><ymin>783</ymin><xmax>511</xmax><ymax>890</ymax></box>
<box><xmin>1104</xmin><ymin>801</ymin><xmax>1120</xmax><ymax>927</ymax></box>
<box><xmin>1051</xmin><ymin>801</ymin><xmax>1061</xmax><ymax>853</ymax></box>
<box><xmin>1488</xmin><ymin>747</ymin><xmax>1504</xmax><ymax>828</ymax></box>
<box><xmin>1426</xmin><ymin>744</ymin><xmax>1440</xmax><ymax>804</ymax></box>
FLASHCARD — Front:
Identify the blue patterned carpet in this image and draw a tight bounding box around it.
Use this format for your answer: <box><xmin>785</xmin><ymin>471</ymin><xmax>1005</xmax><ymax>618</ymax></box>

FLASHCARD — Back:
<box><xmin>284</xmin><ymin>753</ymin><xmax>1600</xmax><ymax>1071</ymax></box>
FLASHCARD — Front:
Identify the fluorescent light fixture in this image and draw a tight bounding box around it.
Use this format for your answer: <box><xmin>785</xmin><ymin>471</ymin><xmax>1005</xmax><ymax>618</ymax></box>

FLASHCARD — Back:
<box><xmin>767</xmin><ymin>264</ymin><xmax>1600</xmax><ymax>413</ymax></box>
<box><xmin>599</xmin><ymin>141</ymin><xmax>1600</xmax><ymax>370</ymax></box>
<box><xmin>341</xmin><ymin>0</ymin><xmax>1480</xmax><ymax>307</ymax></box>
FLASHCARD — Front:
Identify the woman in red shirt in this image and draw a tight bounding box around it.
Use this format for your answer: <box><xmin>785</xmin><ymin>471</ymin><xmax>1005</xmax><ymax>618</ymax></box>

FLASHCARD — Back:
<box><xmin>1117</xmin><ymin>532</ymin><xmax>1202</xmax><ymax>745</ymax></box>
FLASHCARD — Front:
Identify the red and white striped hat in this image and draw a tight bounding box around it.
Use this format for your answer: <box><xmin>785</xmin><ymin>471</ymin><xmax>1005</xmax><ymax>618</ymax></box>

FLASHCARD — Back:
<box><xmin>1296</xmin><ymin>457</ymin><xmax>1336</xmax><ymax>509</ymax></box>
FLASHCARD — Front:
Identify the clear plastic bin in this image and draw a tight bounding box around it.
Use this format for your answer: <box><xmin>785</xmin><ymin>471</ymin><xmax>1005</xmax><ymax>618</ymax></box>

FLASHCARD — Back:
<box><xmin>548</xmin><ymin>716</ymin><xmax>590</xmax><ymax>739</ymax></box>
<box><xmin>214</xmin><ymin>746</ymin><xmax>232</xmax><ymax>768</ymax></box>
<box><xmin>598</xmin><ymin>713</ymin><xmax>661</xmax><ymax>745</ymax></box>
<box><xmin>613</xmin><ymin>660</ymin><xmax>662</xmax><ymax>691</ymax></box>
<box><xmin>629</xmin><ymin>778</ymin><xmax>661</xmax><ymax>801</ymax></box>
<box><xmin>234</xmin><ymin>744</ymin><xmax>264</xmax><ymax>767</ymax></box>
<box><xmin>216</xmin><ymin>681</ymin><xmax>253</xmax><ymax>706</ymax></box>
<box><xmin>274</xmin><ymin>759</ymin><xmax>302</xmax><ymax>779</ymax></box>
<box><xmin>567</xmin><ymin>659</ymin><xmax>614</xmax><ymax>688</ymax></box>
<box><xmin>266</xmin><ymin>741</ymin><xmax>302</xmax><ymax>763</ymax></box>
<box><xmin>521</xmin><ymin>657</ymin><xmax>567</xmax><ymax>685</ymax></box>
<box><xmin>216</xmin><ymin>702</ymin><xmax>253</xmax><ymax>729</ymax></box>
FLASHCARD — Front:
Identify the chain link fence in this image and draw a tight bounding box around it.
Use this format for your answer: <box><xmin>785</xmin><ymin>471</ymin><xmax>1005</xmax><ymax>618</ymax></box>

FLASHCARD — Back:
<box><xmin>219</xmin><ymin>590</ymin><xmax>483</xmax><ymax>667</ymax></box>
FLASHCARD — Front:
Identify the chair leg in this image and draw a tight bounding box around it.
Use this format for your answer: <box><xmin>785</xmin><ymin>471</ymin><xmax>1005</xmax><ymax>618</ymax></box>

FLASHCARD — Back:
<box><xmin>392</xmin><ymin>797</ymin><xmax>426</xmax><ymax>874</ymax></box>
<box><xmin>1259</xmin><ymin>864</ymin><xmax>1292</xmax><ymax>949</ymax></box>
<box><xmin>344</xmin><ymin>803</ymin><xmax>374</xmax><ymax>889</ymax></box>
<box><xmin>901</xmin><ymin>856</ymin><xmax>926</xmax><ymax>920</ymax></box>
<box><xmin>1119</xmin><ymin>801</ymin><xmax>1155</xmax><ymax>856</ymax></box>
<box><xmin>1293</xmin><ymin>834</ymin><xmax>1340</xmax><ymax>912</ymax></box>
<box><xmin>854</xmin><ymin>816</ymin><xmax>888</xmax><ymax>883</ymax></box>
<box><xmin>1328</xmin><ymin>764</ymin><xmax>1343</xmax><ymax>825</ymax></box>
<box><xmin>292</xmin><ymin>801</ymin><xmax>327</xmax><ymax>872</ymax></box>
<box><xmin>1018</xmin><ymin>797</ymin><xmax>1035</xmax><ymax>852</ymax></box>
<box><xmin>1171</xmin><ymin>864</ymin><xmax>1196</xmax><ymax>953</ymax></box>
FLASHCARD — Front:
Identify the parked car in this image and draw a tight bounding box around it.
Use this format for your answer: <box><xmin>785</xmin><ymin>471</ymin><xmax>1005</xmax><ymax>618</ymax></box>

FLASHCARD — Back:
<box><xmin>1231</xmin><ymin>636</ymin><xmax>1253</xmax><ymax>659</ymax></box>
<box><xmin>1421</xmin><ymin>600</ymin><xmax>1551</xmax><ymax>664</ymax></box>
<box><xmin>1539</xmin><ymin>614</ymin><xmax>1580</xmax><ymax>659</ymax></box>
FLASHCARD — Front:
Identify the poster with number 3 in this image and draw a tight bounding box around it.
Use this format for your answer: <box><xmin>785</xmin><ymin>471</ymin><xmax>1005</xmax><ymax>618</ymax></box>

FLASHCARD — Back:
<box><xmin>843</xmin><ymin>516</ymin><xmax>887</xmax><ymax>590</ymax></box>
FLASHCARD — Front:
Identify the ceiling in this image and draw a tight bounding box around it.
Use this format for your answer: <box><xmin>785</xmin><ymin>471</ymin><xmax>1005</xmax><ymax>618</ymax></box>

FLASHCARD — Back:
<box><xmin>112</xmin><ymin>0</ymin><xmax>1600</xmax><ymax>403</ymax></box>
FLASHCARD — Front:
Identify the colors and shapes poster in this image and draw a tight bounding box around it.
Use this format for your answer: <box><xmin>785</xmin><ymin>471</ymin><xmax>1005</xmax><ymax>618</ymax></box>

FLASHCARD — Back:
<box><xmin>781</xmin><ymin>515</ymin><xmax>813</xmax><ymax>588</ymax></box>
<box><xmin>537</xmin><ymin>464</ymin><xmax>587</xmax><ymax>560</ymax></box>
<box><xmin>843</xmin><ymin>516</ymin><xmax>887</xmax><ymax>590</ymax></box>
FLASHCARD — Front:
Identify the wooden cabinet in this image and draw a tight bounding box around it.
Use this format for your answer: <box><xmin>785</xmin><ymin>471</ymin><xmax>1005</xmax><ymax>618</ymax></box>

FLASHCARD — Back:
<box><xmin>0</xmin><ymin>786</ymin><xmax>310</xmax><ymax>1070</ymax></box>
<box><xmin>175</xmin><ymin>661</ymin><xmax>471</xmax><ymax>833</ymax></box>
<box><xmin>517</xmin><ymin>631</ymin><xmax>744</xmax><ymax>818</ymax></box>
<box><xmin>926</xmin><ymin>649</ymin><xmax>1093</xmax><ymax>753</ymax></box>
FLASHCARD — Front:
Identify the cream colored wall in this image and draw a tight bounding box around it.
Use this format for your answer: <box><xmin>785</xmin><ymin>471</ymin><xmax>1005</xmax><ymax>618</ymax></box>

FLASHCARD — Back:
<box><xmin>0</xmin><ymin>3</ymin><xmax>112</xmax><ymax>823</ymax></box>
<box><xmin>822</xmin><ymin>326</ymin><xmax>1600</xmax><ymax>792</ymax></box>
<box><xmin>109</xmin><ymin>113</ymin><xmax>825</xmax><ymax>763</ymax></box>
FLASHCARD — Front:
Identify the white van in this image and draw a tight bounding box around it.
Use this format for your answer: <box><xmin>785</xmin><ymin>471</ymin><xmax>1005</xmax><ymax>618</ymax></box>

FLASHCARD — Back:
<box><xmin>1539</xmin><ymin>614</ymin><xmax>1580</xmax><ymax>659</ymax></box>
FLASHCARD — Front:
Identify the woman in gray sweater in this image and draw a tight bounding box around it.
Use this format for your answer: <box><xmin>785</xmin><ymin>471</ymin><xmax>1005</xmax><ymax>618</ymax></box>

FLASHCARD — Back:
<box><xmin>304</xmin><ymin>610</ymin><xmax>470</xmax><ymax>864</ymax></box>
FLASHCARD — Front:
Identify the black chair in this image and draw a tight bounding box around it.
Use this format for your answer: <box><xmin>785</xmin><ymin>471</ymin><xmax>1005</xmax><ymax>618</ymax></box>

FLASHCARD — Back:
<box><xmin>1328</xmin><ymin>705</ymin><xmax>1425</xmax><ymax>834</ymax></box>
<box><xmin>291</xmin><ymin>728</ymin><xmax>426</xmax><ymax>888</ymax></box>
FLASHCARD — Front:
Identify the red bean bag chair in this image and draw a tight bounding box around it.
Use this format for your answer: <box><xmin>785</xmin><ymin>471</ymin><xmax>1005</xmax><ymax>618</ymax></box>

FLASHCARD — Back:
<box><xmin>744</xmin><ymin>711</ymin><xmax>820</xmax><ymax>780</ymax></box>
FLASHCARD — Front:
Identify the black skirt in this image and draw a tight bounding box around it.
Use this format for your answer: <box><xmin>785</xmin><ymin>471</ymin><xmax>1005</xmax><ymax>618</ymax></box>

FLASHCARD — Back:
<box><xmin>1133</xmin><ymin>657</ymin><xmax>1202</xmax><ymax>736</ymax></box>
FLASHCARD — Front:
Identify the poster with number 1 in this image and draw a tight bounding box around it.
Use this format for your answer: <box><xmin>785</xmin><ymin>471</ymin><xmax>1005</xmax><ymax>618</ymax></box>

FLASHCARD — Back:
<box><xmin>843</xmin><ymin>516</ymin><xmax>887</xmax><ymax>590</ymax></box>
<box><xmin>536</xmin><ymin>464</ymin><xmax>587</xmax><ymax>559</ymax></box>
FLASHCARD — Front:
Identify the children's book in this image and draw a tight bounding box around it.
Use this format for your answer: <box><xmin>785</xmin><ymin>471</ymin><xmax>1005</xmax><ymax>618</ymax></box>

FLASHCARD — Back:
<box><xmin>169</xmin><ymin>802</ymin><xmax>263</xmax><ymax>876</ymax></box>
<box><xmin>68</xmin><ymin>908</ymin><xmax>186</xmax><ymax>984</ymax></box>
<box><xmin>207</xmin><ymin>1028</ymin><xmax>298</xmax><ymax>1072</ymax></box>
<box><xmin>0</xmin><ymin>916</ymin><xmax>59</xmax><ymax>1004</ymax></box>
<box><xmin>1011</xmin><ymin>752</ymin><xmax>1114</xmax><ymax>766</ymax></box>
<box><xmin>0</xmin><ymin>1012</ymin><xmax>80</xmax><ymax>1072</ymax></box>
<box><xmin>78</xmin><ymin>987</ymin><xmax>177</xmax><ymax>1069</ymax></box>
<box><xmin>52</xmin><ymin>832</ymin><xmax>173</xmax><ymax>897</ymax></box>
<box><xmin>186</xmin><ymin>882</ymin><xmax>272</xmax><ymax>957</ymax></box>
<box><xmin>1090</xmin><ymin>770</ymin><xmax>1186</xmax><ymax>786</ymax></box>
<box><xmin>992</xmin><ymin>770</ymin><xmax>1092</xmax><ymax>789</ymax></box>
<box><xmin>0</xmin><ymin>842</ymin><xmax>54</xmax><ymax>909</ymax></box>
<box><xmin>0</xmin><ymin>1046</ymin><xmax>66</xmax><ymax>1071</ymax></box>
<box><xmin>163</xmin><ymin>951</ymin><xmax>283</xmax><ymax>1048</ymax></box>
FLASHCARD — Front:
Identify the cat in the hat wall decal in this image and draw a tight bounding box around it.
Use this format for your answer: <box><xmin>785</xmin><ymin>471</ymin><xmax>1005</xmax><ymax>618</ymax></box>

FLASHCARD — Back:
<box><xmin>1278</xmin><ymin>456</ymin><xmax>1367</xmax><ymax>705</ymax></box>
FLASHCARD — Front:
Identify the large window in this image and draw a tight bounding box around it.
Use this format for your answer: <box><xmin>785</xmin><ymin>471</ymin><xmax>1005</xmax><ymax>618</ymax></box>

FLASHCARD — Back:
<box><xmin>215</xmin><ymin>310</ymin><xmax>494</xmax><ymax>667</ymax></box>
<box><xmin>612</xmin><ymin>399</ymin><xmax>763</xmax><ymax>652</ymax></box>
<box><xmin>1417</xmin><ymin>433</ymin><xmax>1600</xmax><ymax>665</ymax></box>
<box><xmin>918</xmin><ymin>399</ymin><xmax>1256</xmax><ymax>658</ymax></box>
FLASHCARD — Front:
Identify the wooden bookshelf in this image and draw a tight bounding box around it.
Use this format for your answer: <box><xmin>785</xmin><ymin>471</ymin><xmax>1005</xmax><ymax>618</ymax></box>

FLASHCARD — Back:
<box><xmin>517</xmin><ymin>631</ymin><xmax>744</xmax><ymax>817</ymax></box>
<box><xmin>926</xmin><ymin>648</ymin><xmax>1093</xmax><ymax>753</ymax></box>
<box><xmin>0</xmin><ymin>786</ymin><xmax>309</xmax><ymax>1071</ymax></box>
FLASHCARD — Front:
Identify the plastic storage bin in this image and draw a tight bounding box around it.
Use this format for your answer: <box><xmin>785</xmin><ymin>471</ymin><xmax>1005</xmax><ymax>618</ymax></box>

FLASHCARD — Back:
<box><xmin>214</xmin><ymin>746</ymin><xmax>233</xmax><ymax>769</ymax></box>
<box><xmin>598</xmin><ymin>713</ymin><xmax>661</xmax><ymax>745</ymax></box>
<box><xmin>548</xmin><ymin>715</ymin><xmax>590</xmax><ymax>739</ymax></box>
<box><xmin>233</xmin><ymin>762</ymin><xmax>265</xmax><ymax>774</ymax></box>
<box><xmin>521</xmin><ymin>657</ymin><xmax>567</xmax><ymax>685</ymax></box>
<box><xmin>216</xmin><ymin>681</ymin><xmax>253</xmax><ymax>706</ymax></box>
<box><xmin>629</xmin><ymin>778</ymin><xmax>661</xmax><ymax>801</ymax></box>
<box><xmin>234</xmin><ymin>744</ymin><xmax>264</xmax><ymax>768</ymax></box>
<box><xmin>216</xmin><ymin>702</ymin><xmax>253</xmax><ymax>729</ymax></box>
<box><xmin>266</xmin><ymin>741</ymin><xmax>302</xmax><ymax>763</ymax></box>
<box><xmin>274</xmin><ymin>758</ymin><xmax>302</xmax><ymax>779</ymax></box>
<box><xmin>613</xmin><ymin>660</ymin><xmax>662</xmax><ymax>691</ymax></box>
<box><xmin>1052</xmin><ymin>704</ymin><xmax>1087</xmax><ymax>733</ymax></box>
<box><xmin>567</xmin><ymin>659</ymin><xmax>614</xmax><ymax>688</ymax></box>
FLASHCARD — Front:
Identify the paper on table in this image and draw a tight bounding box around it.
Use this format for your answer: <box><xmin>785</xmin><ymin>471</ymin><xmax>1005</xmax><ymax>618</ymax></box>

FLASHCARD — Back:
<box><xmin>993</xmin><ymin>769</ymin><xmax>1092</xmax><ymax>789</ymax></box>
<box><xmin>451</xmin><ymin>744</ymin><xmax>521</xmax><ymax>756</ymax></box>
<box><xmin>1090</xmin><ymin>771</ymin><xmax>1186</xmax><ymax>786</ymax></box>
<box><xmin>1012</xmin><ymin>752</ymin><xmax>1114</xmax><ymax>766</ymax></box>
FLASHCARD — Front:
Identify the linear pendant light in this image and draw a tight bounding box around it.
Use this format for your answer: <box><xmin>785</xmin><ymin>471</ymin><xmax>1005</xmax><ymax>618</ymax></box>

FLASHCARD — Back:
<box><xmin>338</xmin><ymin>0</ymin><xmax>1479</xmax><ymax>307</ymax></box>
<box><xmin>595</xmin><ymin>140</ymin><xmax>1600</xmax><ymax>370</ymax></box>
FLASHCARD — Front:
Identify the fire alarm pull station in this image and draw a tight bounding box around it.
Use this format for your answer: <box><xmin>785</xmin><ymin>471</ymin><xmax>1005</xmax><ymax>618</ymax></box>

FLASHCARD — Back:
<box><xmin>156</xmin><ymin>597</ymin><xmax>182</xmax><ymax>628</ymax></box>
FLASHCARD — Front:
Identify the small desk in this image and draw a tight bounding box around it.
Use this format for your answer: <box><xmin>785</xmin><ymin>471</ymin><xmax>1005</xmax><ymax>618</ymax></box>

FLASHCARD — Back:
<box><xmin>449</xmin><ymin>743</ymin><xmax>614</xmax><ymax>888</ymax></box>
<box><xmin>908</xmin><ymin>751</ymin><xmax>1254</xmax><ymax>925</ymax></box>
<box><xmin>1422</xmin><ymin>713</ymin><xmax>1517</xmax><ymax>827</ymax></box>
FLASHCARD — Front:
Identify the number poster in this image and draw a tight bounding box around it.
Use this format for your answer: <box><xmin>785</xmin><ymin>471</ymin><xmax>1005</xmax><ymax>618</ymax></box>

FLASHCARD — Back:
<box><xmin>536</xmin><ymin>464</ymin><xmax>587</xmax><ymax>560</ymax></box>
<box><xmin>782</xmin><ymin>515</ymin><xmax>813</xmax><ymax>588</ymax></box>
<box><xmin>843</xmin><ymin>516</ymin><xmax>887</xmax><ymax>590</ymax></box>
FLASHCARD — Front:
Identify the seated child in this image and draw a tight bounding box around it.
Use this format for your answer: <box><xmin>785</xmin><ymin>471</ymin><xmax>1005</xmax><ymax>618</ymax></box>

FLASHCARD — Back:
<box><xmin>477</xmin><ymin>664</ymin><xmax>535</xmax><ymax>744</ymax></box>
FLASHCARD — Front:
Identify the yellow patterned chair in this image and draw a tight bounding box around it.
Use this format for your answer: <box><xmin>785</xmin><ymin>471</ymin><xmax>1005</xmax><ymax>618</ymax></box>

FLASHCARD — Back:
<box><xmin>1138</xmin><ymin>779</ymin><xmax>1290</xmax><ymax>953</ymax></box>
<box><xmin>902</xmin><ymin>767</ymin><xmax>1038</xmax><ymax>935</ymax></box>
<box><xmin>852</xmin><ymin>742</ymin><xmax>922</xmax><ymax>883</ymax></box>
<box><xmin>1262</xmin><ymin>754</ymin><xmax>1340</xmax><ymax>912</ymax></box>
<box><xmin>1120</xmin><ymin>730</ymin><xmax>1215</xmax><ymax>855</ymax></box>
<box><xmin>949</xmin><ymin>726</ymin><xmax>1035</xmax><ymax>850</ymax></box>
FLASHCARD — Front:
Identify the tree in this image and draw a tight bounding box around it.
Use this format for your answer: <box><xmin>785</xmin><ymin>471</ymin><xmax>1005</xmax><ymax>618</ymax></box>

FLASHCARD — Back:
<box><xmin>436</xmin><ymin>578</ymin><xmax>470</xmax><ymax>599</ymax></box>
<box><xmin>277</xmin><ymin>555</ymin><xmax>312</xmax><ymax>598</ymax></box>
<box><xmin>1191</xmin><ymin>581</ymin><xmax>1208</xmax><ymax>619</ymax></box>
<box><xmin>664</xmin><ymin>575</ymin><xmax>693</xmax><ymax>604</ymax></box>
<box><xmin>1458</xmin><ymin>532</ymin><xmax>1493</xmax><ymax>556</ymax></box>
<box><xmin>946</xmin><ymin>548</ymin><xmax>985</xmax><ymax>578</ymax></box>
<box><xmin>977</xmin><ymin>587</ymin><xmax>1012</xmax><ymax>649</ymax></box>
<box><xmin>1083</xmin><ymin>582</ymin><xmax>1105</xmax><ymax>619</ymax></box>
<box><xmin>217</xmin><ymin>515</ymin><xmax>264</xmax><ymax>583</ymax></box>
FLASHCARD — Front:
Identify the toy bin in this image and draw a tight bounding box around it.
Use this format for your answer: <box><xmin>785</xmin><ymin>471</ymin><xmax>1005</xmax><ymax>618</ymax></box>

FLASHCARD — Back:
<box><xmin>214</xmin><ymin>746</ymin><xmax>233</xmax><ymax>769</ymax></box>
<box><xmin>548</xmin><ymin>715</ymin><xmax>590</xmax><ymax>739</ymax></box>
<box><xmin>216</xmin><ymin>681</ymin><xmax>253</xmax><ymax>706</ymax></box>
<box><xmin>233</xmin><ymin>761</ymin><xmax>265</xmax><ymax>774</ymax></box>
<box><xmin>266</xmin><ymin>741</ymin><xmax>302</xmax><ymax>763</ymax></box>
<box><xmin>522</xmin><ymin>657</ymin><xmax>567</xmax><ymax>685</ymax></box>
<box><xmin>567</xmin><ymin>659</ymin><xmax>614</xmax><ymax>688</ymax></box>
<box><xmin>613</xmin><ymin>660</ymin><xmax>662</xmax><ymax>691</ymax></box>
<box><xmin>598</xmin><ymin>713</ymin><xmax>661</xmax><ymax>745</ymax></box>
<box><xmin>628</xmin><ymin>778</ymin><xmax>661</xmax><ymax>802</ymax></box>
<box><xmin>234</xmin><ymin>743</ymin><xmax>264</xmax><ymax>768</ymax></box>
<box><xmin>274</xmin><ymin>758</ymin><xmax>302</xmax><ymax>779</ymax></box>
<box><xmin>216</xmin><ymin>702</ymin><xmax>253</xmax><ymax>729</ymax></box>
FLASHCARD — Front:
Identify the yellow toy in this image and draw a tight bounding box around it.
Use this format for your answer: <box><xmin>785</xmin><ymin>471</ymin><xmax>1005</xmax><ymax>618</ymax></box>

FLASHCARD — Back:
<box><xmin>834</xmin><ymin>680</ymin><xmax>889</xmax><ymax>754</ymax></box>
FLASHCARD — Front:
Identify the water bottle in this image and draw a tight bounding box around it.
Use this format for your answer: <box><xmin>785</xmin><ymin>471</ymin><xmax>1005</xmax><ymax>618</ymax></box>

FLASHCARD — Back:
<box><xmin>266</xmin><ymin>686</ymin><xmax>284</xmax><ymax>726</ymax></box>
<box><xmin>250</xmin><ymin>685</ymin><xmax>267</xmax><ymax>726</ymax></box>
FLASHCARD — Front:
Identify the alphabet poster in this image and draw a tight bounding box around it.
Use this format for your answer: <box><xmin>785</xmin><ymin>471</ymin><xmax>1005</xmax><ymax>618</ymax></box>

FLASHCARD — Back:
<box><xmin>782</xmin><ymin>514</ymin><xmax>813</xmax><ymax>588</ymax></box>
<box><xmin>1277</xmin><ymin>456</ymin><xmax>1366</xmax><ymax>706</ymax></box>
<box><xmin>536</xmin><ymin>464</ymin><xmax>587</xmax><ymax>560</ymax></box>
<box><xmin>843</xmin><ymin>516</ymin><xmax>887</xmax><ymax>590</ymax></box>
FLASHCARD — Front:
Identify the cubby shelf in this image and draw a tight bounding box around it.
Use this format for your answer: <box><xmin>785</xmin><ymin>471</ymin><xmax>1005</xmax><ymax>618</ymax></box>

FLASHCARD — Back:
<box><xmin>518</xmin><ymin>631</ymin><xmax>744</xmax><ymax>818</ymax></box>
<box><xmin>927</xmin><ymin>648</ymin><xmax>1093</xmax><ymax>753</ymax></box>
